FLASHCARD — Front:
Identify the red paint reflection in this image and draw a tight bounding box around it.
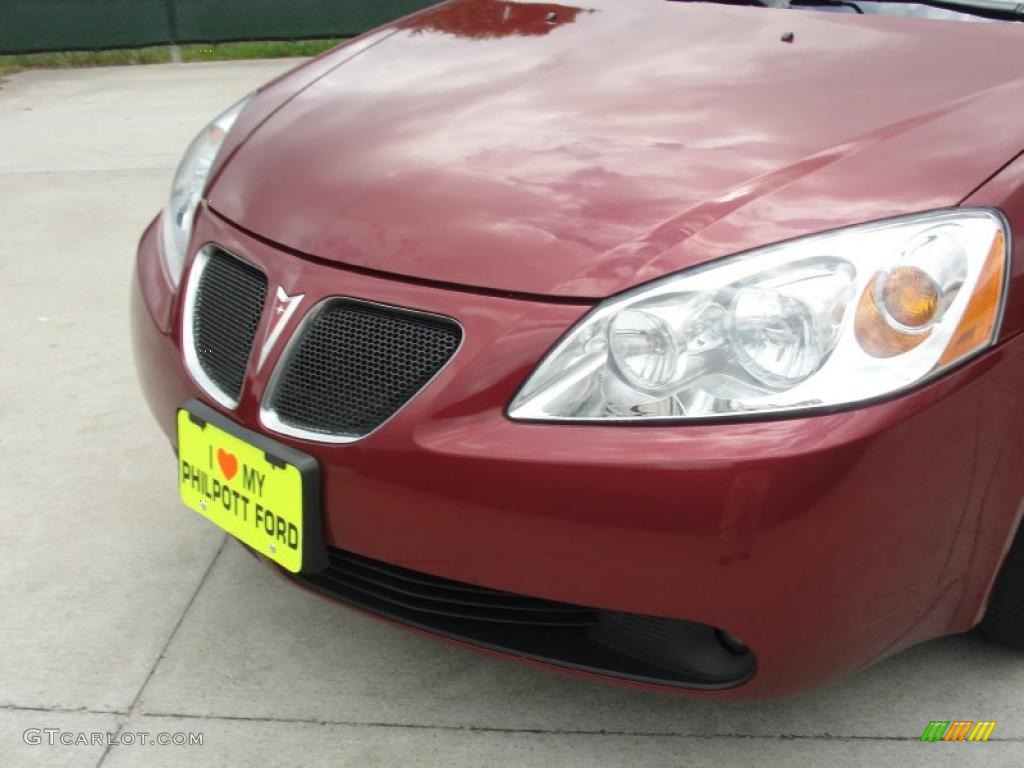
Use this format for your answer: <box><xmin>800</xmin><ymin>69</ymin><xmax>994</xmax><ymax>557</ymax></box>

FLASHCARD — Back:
<box><xmin>399</xmin><ymin>0</ymin><xmax>588</xmax><ymax>39</ymax></box>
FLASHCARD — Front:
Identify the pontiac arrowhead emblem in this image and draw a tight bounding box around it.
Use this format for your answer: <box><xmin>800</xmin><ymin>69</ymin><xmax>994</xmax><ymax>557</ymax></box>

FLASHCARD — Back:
<box><xmin>258</xmin><ymin>287</ymin><xmax>305</xmax><ymax>370</ymax></box>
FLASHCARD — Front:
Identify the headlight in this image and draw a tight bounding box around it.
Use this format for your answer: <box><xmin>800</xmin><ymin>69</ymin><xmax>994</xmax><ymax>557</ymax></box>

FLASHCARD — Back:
<box><xmin>160</xmin><ymin>95</ymin><xmax>251</xmax><ymax>287</ymax></box>
<box><xmin>509</xmin><ymin>209</ymin><xmax>1008</xmax><ymax>422</ymax></box>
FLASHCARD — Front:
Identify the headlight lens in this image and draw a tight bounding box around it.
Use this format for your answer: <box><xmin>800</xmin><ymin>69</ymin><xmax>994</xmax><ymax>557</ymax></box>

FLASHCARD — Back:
<box><xmin>160</xmin><ymin>95</ymin><xmax>251</xmax><ymax>287</ymax></box>
<box><xmin>509</xmin><ymin>209</ymin><xmax>1008</xmax><ymax>422</ymax></box>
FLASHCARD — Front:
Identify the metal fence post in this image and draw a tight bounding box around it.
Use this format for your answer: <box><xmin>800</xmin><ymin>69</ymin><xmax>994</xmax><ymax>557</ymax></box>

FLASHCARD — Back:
<box><xmin>165</xmin><ymin>0</ymin><xmax>182</xmax><ymax>62</ymax></box>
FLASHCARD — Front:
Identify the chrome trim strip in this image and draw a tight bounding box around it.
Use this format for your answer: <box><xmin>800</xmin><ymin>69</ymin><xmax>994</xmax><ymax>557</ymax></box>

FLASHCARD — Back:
<box><xmin>259</xmin><ymin>297</ymin><xmax>465</xmax><ymax>445</ymax></box>
<box><xmin>181</xmin><ymin>244</ymin><xmax>265</xmax><ymax>410</ymax></box>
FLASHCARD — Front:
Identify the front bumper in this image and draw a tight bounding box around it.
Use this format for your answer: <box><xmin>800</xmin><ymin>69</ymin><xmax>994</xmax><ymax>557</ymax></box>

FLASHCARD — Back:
<box><xmin>133</xmin><ymin>207</ymin><xmax>1024</xmax><ymax>698</ymax></box>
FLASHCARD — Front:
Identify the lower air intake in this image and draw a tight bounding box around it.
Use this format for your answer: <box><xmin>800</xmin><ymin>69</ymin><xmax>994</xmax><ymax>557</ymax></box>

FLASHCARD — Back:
<box><xmin>291</xmin><ymin>547</ymin><xmax>756</xmax><ymax>689</ymax></box>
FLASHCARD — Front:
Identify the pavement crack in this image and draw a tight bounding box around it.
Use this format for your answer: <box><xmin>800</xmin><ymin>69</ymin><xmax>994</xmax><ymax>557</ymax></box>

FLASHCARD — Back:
<box><xmin>0</xmin><ymin>167</ymin><xmax>175</xmax><ymax>177</ymax></box>
<box><xmin>125</xmin><ymin>710</ymin><xmax>1024</xmax><ymax>742</ymax></box>
<box><xmin>94</xmin><ymin>535</ymin><xmax>227</xmax><ymax>768</ymax></box>
<box><xmin>0</xmin><ymin>703</ymin><xmax>125</xmax><ymax>716</ymax></box>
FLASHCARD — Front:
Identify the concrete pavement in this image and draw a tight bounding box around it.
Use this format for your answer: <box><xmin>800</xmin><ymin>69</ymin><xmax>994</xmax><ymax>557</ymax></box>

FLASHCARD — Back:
<box><xmin>1</xmin><ymin>60</ymin><xmax>1022</xmax><ymax>767</ymax></box>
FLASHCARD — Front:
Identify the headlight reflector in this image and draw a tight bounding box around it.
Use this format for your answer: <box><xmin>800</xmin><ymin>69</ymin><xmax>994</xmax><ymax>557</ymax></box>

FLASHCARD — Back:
<box><xmin>509</xmin><ymin>209</ymin><xmax>1008</xmax><ymax>422</ymax></box>
<box><xmin>608</xmin><ymin>307</ymin><xmax>682</xmax><ymax>395</ymax></box>
<box><xmin>160</xmin><ymin>95</ymin><xmax>251</xmax><ymax>287</ymax></box>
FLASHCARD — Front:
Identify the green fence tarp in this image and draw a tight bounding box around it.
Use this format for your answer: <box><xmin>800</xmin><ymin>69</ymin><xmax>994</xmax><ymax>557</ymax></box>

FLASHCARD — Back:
<box><xmin>0</xmin><ymin>0</ymin><xmax>439</xmax><ymax>54</ymax></box>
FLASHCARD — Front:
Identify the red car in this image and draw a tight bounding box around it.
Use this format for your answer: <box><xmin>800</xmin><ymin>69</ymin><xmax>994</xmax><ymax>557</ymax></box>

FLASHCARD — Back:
<box><xmin>132</xmin><ymin>0</ymin><xmax>1024</xmax><ymax>698</ymax></box>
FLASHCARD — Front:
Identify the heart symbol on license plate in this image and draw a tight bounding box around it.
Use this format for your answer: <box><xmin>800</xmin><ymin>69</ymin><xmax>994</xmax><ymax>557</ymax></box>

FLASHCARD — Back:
<box><xmin>217</xmin><ymin>448</ymin><xmax>239</xmax><ymax>481</ymax></box>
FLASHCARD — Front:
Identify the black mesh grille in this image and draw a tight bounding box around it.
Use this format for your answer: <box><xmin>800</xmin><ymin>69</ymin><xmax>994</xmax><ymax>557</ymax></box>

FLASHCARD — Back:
<box><xmin>269</xmin><ymin>301</ymin><xmax>461</xmax><ymax>438</ymax></box>
<box><xmin>192</xmin><ymin>250</ymin><xmax>268</xmax><ymax>402</ymax></box>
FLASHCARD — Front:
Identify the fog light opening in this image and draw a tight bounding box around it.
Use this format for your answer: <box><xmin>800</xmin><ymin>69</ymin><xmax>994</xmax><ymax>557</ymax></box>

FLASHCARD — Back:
<box><xmin>716</xmin><ymin>628</ymin><xmax>749</xmax><ymax>655</ymax></box>
<box><xmin>588</xmin><ymin>613</ymin><xmax>756</xmax><ymax>687</ymax></box>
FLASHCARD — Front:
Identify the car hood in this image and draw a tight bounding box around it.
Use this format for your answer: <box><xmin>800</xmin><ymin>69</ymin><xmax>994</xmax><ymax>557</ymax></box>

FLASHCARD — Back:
<box><xmin>209</xmin><ymin>0</ymin><xmax>1024</xmax><ymax>299</ymax></box>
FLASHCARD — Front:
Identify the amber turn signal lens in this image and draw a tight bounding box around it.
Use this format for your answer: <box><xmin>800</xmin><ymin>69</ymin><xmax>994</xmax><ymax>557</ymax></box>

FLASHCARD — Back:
<box><xmin>881</xmin><ymin>267</ymin><xmax>940</xmax><ymax>329</ymax></box>
<box><xmin>855</xmin><ymin>275</ymin><xmax>931</xmax><ymax>358</ymax></box>
<box><xmin>938</xmin><ymin>230</ymin><xmax>1005</xmax><ymax>366</ymax></box>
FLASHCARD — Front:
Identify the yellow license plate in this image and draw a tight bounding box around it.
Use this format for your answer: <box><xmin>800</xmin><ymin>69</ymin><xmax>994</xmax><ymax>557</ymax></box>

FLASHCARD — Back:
<box><xmin>176</xmin><ymin>404</ymin><xmax>321</xmax><ymax>573</ymax></box>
